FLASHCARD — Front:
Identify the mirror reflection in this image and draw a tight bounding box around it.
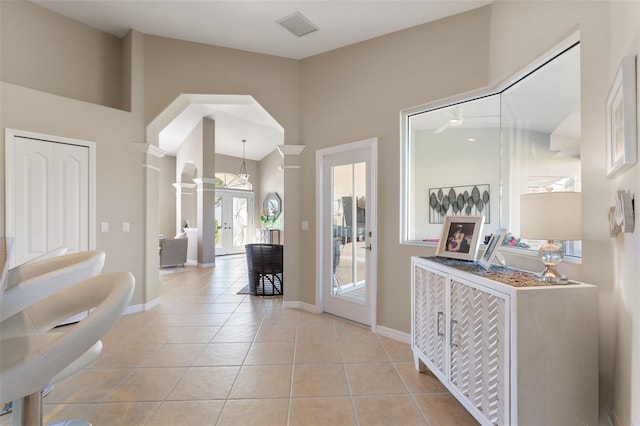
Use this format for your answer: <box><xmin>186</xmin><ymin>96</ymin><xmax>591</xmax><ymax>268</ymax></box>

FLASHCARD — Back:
<box><xmin>405</xmin><ymin>42</ymin><xmax>581</xmax><ymax>256</ymax></box>
<box><xmin>262</xmin><ymin>192</ymin><xmax>281</xmax><ymax>220</ymax></box>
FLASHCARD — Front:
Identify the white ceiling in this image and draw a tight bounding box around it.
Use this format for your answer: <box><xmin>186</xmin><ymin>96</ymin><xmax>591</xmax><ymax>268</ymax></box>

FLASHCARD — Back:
<box><xmin>32</xmin><ymin>1</ymin><xmax>492</xmax><ymax>60</ymax></box>
<box><xmin>158</xmin><ymin>96</ymin><xmax>284</xmax><ymax>160</ymax></box>
<box><xmin>32</xmin><ymin>0</ymin><xmax>493</xmax><ymax>159</ymax></box>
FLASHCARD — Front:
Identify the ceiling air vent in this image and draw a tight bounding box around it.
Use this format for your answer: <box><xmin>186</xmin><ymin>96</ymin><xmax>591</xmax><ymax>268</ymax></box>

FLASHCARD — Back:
<box><xmin>277</xmin><ymin>12</ymin><xmax>318</xmax><ymax>38</ymax></box>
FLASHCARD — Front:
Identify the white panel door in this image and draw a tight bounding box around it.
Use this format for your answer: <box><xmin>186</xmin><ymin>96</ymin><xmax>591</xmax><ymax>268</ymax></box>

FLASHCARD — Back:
<box><xmin>8</xmin><ymin>134</ymin><xmax>90</xmax><ymax>267</ymax></box>
<box><xmin>55</xmin><ymin>142</ymin><xmax>89</xmax><ymax>253</ymax></box>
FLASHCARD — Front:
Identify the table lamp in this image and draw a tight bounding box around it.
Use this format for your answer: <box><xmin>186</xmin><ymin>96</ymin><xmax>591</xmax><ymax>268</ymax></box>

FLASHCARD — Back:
<box><xmin>520</xmin><ymin>192</ymin><xmax>581</xmax><ymax>284</ymax></box>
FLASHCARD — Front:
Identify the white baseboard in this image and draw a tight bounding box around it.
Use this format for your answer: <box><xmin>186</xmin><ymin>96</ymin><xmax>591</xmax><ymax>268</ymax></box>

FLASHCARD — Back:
<box><xmin>375</xmin><ymin>324</ymin><xmax>410</xmax><ymax>344</ymax></box>
<box><xmin>198</xmin><ymin>262</ymin><xmax>215</xmax><ymax>267</ymax></box>
<box><xmin>281</xmin><ymin>301</ymin><xmax>409</xmax><ymax>344</ymax></box>
<box><xmin>123</xmin><ymin>297</ymin><xmax>160</xmax><ymax>315</ymax></box>
<box><xmin>282</xmin><ymin>300</ymin><xmax>322</xmax><ymax>313</ymax></box>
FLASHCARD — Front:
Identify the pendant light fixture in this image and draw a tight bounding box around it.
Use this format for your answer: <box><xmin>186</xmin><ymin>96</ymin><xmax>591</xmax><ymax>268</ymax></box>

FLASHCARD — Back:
<box><xmin>238</xmin><ymin>139</ymin><xmax>250</xmax><ymax>184</ymax></box>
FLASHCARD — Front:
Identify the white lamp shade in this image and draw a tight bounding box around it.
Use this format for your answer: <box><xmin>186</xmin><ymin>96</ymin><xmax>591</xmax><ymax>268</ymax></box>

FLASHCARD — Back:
<box><xmin>520</xmin><ymin>192</ymin><xmax>582</xmax><ymax>241</ymax></box>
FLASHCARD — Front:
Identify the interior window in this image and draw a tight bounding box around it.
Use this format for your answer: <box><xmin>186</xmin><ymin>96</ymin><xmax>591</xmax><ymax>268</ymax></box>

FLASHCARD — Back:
<box><xmin>402</xmin><ymin>42</ymin><xmax>581</xmax><ymax>257</ymax></box>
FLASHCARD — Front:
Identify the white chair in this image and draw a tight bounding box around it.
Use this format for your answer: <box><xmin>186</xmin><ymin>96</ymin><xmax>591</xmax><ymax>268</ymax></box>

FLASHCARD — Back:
<box><xmin>0</xmin><ymin>271</ymin><xmax>135</xmax><ymax>426</ymax></box>
<box><xmin>0</xmin><ymin>250</ymin><xmax>105</xmax><ymax>419</ymax></box>
<box><xmin>1</xmin><ymin>250</ymin><xmax>105</xmax><ymax>324</ymax></box>
<box><xmin>6</xmin><ymin>248</ymin><xmax>69</xmax><ymax>281</ymax></box>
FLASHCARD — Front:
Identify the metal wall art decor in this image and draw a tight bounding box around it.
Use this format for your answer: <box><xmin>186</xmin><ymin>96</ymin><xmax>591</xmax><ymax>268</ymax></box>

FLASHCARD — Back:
<box><xmin>429</xmin><ymin>184</ymin><xmax>490</xmax><ymax>224</ymax></box>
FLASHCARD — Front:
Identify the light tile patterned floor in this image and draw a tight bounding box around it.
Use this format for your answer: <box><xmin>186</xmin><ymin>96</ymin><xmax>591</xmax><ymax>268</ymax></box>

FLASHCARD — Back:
<box><xmin>2</xmin><ymin>255</ymin><xmax>478</xmax><ymax>426</ymax></box>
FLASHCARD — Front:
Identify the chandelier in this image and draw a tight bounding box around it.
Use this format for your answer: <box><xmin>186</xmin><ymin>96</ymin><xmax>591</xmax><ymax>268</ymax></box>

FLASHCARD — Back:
<box><xmin>238</xmin><ymin>139</ymin><xmax>250</xmax><ymax>184</ymax></box>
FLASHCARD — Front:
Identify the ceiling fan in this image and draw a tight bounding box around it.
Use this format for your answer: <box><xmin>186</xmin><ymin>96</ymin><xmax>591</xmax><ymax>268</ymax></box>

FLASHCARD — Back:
<box><xmin>434</xmin><ymin>107</ymin><xmax>464</xmax><ymax>133</ymax></box>
<box><xmin>433</xmin><ymin>106</ymin><xmax>499</xmax><ymax>134</ymax></box>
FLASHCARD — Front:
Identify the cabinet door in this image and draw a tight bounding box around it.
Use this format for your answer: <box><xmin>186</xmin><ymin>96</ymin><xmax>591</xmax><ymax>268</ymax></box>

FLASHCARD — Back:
<box><xmin>449</xmin><ymin>278</ymin><xmax>507</xmax><ymax>426</ymax></box>
<box><xmin>413</xmin><ymin>264</ymin><xmax>447</xmax><ymax>376</ymax></box>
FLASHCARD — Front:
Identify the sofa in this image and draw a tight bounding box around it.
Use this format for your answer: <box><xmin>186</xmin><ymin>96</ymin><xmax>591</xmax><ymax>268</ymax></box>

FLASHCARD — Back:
<box><xmin>159</xmin><ymin>235</ymin><xmax>188</xmax><ymax>267</ymax></box>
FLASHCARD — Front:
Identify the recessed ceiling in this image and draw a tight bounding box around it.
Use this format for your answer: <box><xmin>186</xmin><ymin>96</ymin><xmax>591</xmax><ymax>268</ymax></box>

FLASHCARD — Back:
<box><xmin>154</xmin><ymin>95</ymin><xmax>283</xmax><ymax>159</ymax></box>
<box><xmin>31</xmin><ymin>1</ymin><xmax>493</xmax><ymax>60</ymax></box>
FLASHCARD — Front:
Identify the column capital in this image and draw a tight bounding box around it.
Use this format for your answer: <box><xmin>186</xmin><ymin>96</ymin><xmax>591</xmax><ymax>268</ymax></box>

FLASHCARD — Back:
<box><xmin>277</xmin><ymin>144</ymin><xmax>305</xmax><ymax>157</ymax></box>
<box><xmin>134</xmin><ymin>143</ymin><xmax>166</xmax><ymax>158</ymax></box>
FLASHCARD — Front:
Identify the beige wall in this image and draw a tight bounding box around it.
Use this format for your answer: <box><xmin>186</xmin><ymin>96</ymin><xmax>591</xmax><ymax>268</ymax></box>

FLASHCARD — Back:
<box><xmin>2</xmin><ymin>1</ymin><xmax>639</xmax><ymax>424</ymax></box>
<box><xmin>299</xmin><ymin>6</ymin><xmax>492</xmax><ymax>328</ymax></box>
<box><xmin>0</xmin><ymin>1</ymin><xmax>124</xmax><ymax>109</ymax></box>
<box><xmin>142</xmin><ymin>35</ymin><xmax>301</xmax><ymax>145</ymax></box>
<box><xmin>488</xmin><ymin>2</ymin><xmax>639</xmax><ymax>423</ymax></box>
<box><xmin>0</xmin><ymin>82</ymin><xmax>147</xmax><ymax>303</ymax></box>
<box><xmin>607</xmin><ymin>2</ymin><xmax>639</xmax><ymax>424</ymax></box>
<box><xmin>258</xmin><ymin>149</ymin><xmax>286</xmax><ymax>236</ymax></box>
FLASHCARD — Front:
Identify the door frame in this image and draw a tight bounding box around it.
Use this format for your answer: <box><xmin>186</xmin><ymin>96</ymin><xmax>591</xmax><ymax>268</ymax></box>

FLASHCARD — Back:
<box><xmin>315</xmin><ymin>137</ymin><xmax>377</xmax><ymax>327</ymax></box>
<box><xmin>5</xmin><ymin>129</ymin><xmax>97</xmax><ymax>265</ymax></box>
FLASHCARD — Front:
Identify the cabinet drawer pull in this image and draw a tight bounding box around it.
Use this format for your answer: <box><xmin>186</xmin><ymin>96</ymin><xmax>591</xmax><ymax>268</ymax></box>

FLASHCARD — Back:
<box><xmin>437</xmin><ymin>311</ymin><xmax>444</xmax><ymax>336</ymax></box>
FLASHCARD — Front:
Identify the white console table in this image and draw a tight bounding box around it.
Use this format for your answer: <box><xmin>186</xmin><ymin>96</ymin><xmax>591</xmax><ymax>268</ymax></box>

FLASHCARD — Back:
<box><xmin>411</xmin><ymin>256</ymin><xmax>598</xmax><ymax>426</ymax></box>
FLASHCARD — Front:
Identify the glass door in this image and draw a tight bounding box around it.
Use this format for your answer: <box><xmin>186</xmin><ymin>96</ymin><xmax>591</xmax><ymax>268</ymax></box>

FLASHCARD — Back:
<box><xmin>319</xmin><ymin>139</ymin><xmax>377</xmax><ymax>326</ymax></box>
<box><xmin>332</xmin><ymin>163</ymin><xmax>367</xmax><ymax>302</ymax></box>
<box><xmin>215</xmin><ymin>189</ymin><xmax>253</xmax><ymax>255</ymax></box>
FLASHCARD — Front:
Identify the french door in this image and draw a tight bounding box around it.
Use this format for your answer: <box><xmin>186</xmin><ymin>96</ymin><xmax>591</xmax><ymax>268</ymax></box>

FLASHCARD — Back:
<box><xmin>214</xmin><ymin>189</ymin><xmax>253</xmax><ymax>255</ymax></box>
<box><xmin>317</xmin><ymin>138</ymin><xmax>377</xmax><ymax>326</ymax></box>
<box><xmin>5</xmin><ymin>130</ymin><xmax>95</xmax><ymax>268</ymax></box>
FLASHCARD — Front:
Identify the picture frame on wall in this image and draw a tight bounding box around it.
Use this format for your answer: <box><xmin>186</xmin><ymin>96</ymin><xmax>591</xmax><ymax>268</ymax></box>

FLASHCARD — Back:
<box><xmin>436</xmin><ymin>215</ymin><xmax>484</xmax><ymax>261</ymax></box>
<box><xmin>606</xmin><ymin>55</ymin><xmax>637</xmax><ymax>179</ymax></box>
<box><xmin>478</xmin><ymin>228</ymin><xmax>508</xmax><ymax>270</ymax></box>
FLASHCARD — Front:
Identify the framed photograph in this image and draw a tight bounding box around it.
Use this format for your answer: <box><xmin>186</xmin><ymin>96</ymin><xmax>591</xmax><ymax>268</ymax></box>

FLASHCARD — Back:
<box><xmin>478</xmin><ymin>228</ymin><xmax>508</xmax><ymax>270</ymax></box>
<box><xmin>436</xmin><ymin>215</ymin><xmax>484</xmax><ymax>261</ymax></box>
<box><xmin>606</xmin><ymin>55</ymin><xmax>637</xmax><ymax>179</ymax></box>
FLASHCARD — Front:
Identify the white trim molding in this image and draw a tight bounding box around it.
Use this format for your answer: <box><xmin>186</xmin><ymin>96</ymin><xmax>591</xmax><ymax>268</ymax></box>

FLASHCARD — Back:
<box><xmin>282</xmin><ymin>300</ymin><xmax>322</xmax><ymax>313</ymax></box>
<box><xmin>134</xmin><ymin>142</ymin><xmax>166</xmax><ymax>158</ymax></box>
<box><xmin>375</xmin><ymin>325</ymin><xmax>411</xmax><ymax>344</ymax></box>
<box><xmin>192</xmin><ymin>177</ymin><xmax>219</xmax><ymax>185</ymax></box>
<box><xmin>123</xmin><ymin>297</ymin><xmax>160</xmax><ymax>315</ymax></box>
<box><xmin>277</xmin><ymin>144</ymin><xmax>305</xmax><ymax>157</ymax></box>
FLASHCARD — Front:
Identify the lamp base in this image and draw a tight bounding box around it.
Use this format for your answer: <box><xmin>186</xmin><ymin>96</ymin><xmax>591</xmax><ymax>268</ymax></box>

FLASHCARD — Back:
<box><xmin>536</xmin><ymin>240</ymin><xmax>569</xmax><ymax>285</ymax></box>
<box><xmin>536</xmin><ymin>265</ymin><xmax>569</xmax><ymax>284</ymax></box>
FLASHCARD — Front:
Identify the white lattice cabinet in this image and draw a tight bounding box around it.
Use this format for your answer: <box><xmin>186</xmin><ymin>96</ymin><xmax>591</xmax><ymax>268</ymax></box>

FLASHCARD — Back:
<box><xmin>411</xmin><ymin>256</ymin><xmax>598</xmax><ymax>426</ymax></box>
